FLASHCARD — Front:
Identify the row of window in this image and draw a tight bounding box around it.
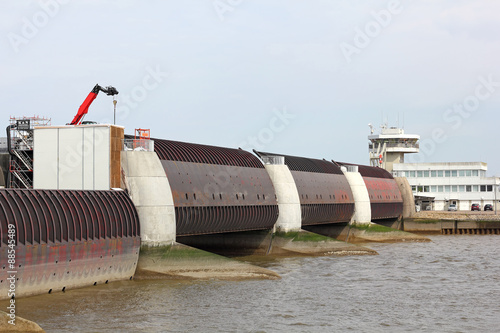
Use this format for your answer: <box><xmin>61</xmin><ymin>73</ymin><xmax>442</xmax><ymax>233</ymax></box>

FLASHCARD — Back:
<box><xmin>398</xmin><ymin>170</ymin><xmax>484</xmax><ymax>178</ymax></box>
<box><xmin>412</xmin><ymin>185</ymin><xmax>499</xmax><ymax>193</ymax></box>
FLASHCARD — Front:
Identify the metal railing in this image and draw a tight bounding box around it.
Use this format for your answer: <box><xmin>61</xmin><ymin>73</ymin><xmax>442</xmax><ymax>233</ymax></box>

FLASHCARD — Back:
<box><xmin>261</xmin><ymin>155</ymin><xmax>285</xmax><ymax>165</ymax></box>
<box><xmin>10</xmin><ymin>167</ymin><xmax>32</xmax><ymax>189</ymax></box>
<box><xmin>369</xmin><ymin>142</ymin><xmax>419</xmax><ymax>150</ymax></box>
<box><xmin>12</xmin><ymin>149</ymin><xmax>33</xmax><ymax>171</ymax></box>
<box><xmin>346</xmin><ymin>165</ymin><xmax>358</xmax><ymax>173</ymax></box>
<box><xmin>122</xmin><ymin>139</ymin><xmax>155</xmax><ymax>152</ymax></box>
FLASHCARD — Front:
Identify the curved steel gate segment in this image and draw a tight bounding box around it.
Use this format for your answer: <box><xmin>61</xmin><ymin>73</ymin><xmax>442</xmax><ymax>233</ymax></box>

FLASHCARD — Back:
<box><xmin>256</xmin><ymin>151</ymin><xmax>355</xmax><ymax>225</ymax></box>
<box><xmin>338</xmin><ymin>163</ymin><xmax>403</xmax><ymax>220</ymax></box>
<box><xmin>0</xmin><ymin>189</ymin><xmax>140</xmax><ymax>299</ymax></box>
<box><xmin>153</xmin><ymin>138</ymin><xmax>278</xmax><ymax>236</ymax></box>
<box><xmin>0</xmin><ymin>189</ymin><xmax>140</xmax><ymax>246</ymax></box>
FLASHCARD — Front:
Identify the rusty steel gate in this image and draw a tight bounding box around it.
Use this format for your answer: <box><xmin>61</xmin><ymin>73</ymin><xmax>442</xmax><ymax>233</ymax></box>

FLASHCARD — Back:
<box><xmin>153</xmin><ymin>138</ymin><xmax>279</xmax><ymax>236</ymax></box>
<box><xmin>0</xmin><ymin>189</ymin><xmax>141</xmax><ymax>299</ymax></box>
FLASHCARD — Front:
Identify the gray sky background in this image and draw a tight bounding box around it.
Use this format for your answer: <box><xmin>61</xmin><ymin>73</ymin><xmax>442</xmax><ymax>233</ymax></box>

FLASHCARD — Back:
<box><xmin>2</xmin><ymin>0</ymin><xmax>500</xmax><ymax>175</ymax></box>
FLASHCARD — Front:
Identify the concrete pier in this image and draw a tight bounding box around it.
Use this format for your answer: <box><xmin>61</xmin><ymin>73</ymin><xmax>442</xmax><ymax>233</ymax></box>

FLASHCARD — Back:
<box><xmin>269</xmin><ymin>230</ymin><xmax>377</xmax><ymax>256</ymax></box>
<box><xmin>135</xmin><ymin>243</ymin><xmax>280</xmax><ymax>280</ymax></box>
<box><xmin>341</xmin><ymin>166</ymin><xmax>371</xmax><ymax>224</ymax></box>
<box><xmin>394</xmin><ymin>176</ymin><xmax>415</xmax><ymax>218</ymax></box>
<box><xmin>121</xmin><ymin>151</ymin><xmax>176</xmax><ymax>247</ymax></box>
<box><xmin>305</xmin><ymin>222</ymin><xmax>430</xmax><ymax>243</ymax></box>
<box><xmin>264</xmin><ymin>164</ymin><xmax>302</xmax><ymax>232</ymax></box>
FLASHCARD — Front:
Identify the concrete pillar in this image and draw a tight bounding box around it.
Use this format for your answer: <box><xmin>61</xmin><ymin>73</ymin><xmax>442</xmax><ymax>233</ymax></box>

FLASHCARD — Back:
<box><xmin>341</xmin><ymin>166</ymin><xmax>371</xmax><ymax>224</ymax></box>
<box><xmin>264</xmin><ymin>164</ymin><xmax>302</xmax><ymax>232</ymax></box>
<box><xmin>121</xmin><ymin>151</ymin><xmax>176</xmax><ymax>247</ymax></box>
<box><xmin>394</xmin><ymin>177</ymin><xmax>415</xmax><ymax>218</ymax></box>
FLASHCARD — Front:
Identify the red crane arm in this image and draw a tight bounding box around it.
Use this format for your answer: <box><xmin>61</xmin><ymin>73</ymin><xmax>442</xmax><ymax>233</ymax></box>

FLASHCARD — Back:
<box><xmin>69</xmin><ymin>84</ymin><xmax>119</xmax><ymax>125</ymax></box>
<box><xmin>70</xmin><ymin>90</ymin><xmax>99</xmax><ymax>125</ymax></box>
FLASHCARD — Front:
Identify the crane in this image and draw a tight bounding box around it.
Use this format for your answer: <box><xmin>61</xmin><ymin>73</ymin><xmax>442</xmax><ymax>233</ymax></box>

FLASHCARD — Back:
<box><xmin>69</xmin><ymin>84</ymin><xmax>119</xmax><ymax>125</ymax></box>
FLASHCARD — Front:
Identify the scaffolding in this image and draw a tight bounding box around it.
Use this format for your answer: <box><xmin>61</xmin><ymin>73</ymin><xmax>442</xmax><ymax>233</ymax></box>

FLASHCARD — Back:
<box><xmin>8</xmin><ymin>115</ymin><xmax>51</xmax><ymax>189</ymax></box>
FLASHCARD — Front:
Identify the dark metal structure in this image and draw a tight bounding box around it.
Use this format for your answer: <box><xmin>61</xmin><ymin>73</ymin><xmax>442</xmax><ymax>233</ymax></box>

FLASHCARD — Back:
<box><xmin>255</xmin><ymin>151</ymin><xmax>355</xmax><ymax>225</ymax></box>
<box><xmin>152</xmin><ymin>138</ymin><xmax>279</xmax><ymax>236</ymax></box>
<box><xmin>338</xmin><ymin>162</ymin><xmax>403</xmax><ymax>220</ymax></box>
<box><xmin>0</xmin><ymin>189</ymin><xmax>140</xmax><ymax>299</ymax></box>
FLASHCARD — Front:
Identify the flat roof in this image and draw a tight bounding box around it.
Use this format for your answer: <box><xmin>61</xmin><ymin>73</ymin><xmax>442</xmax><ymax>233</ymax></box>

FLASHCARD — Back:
<box><xmin>368</xmin><ymin>134</ymin><xmax>420</xmax><ymax>140</ymax></box>
<box><xmin>34</xmin><ymin>124</ymin><xmax>125</xmax><ymax>129</ymax></box>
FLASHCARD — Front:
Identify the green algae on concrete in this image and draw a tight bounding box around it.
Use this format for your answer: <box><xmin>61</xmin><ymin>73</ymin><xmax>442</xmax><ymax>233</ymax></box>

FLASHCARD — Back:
<box><xmin>0</xmin><ymin>311</ymin><xmax>45</xmax><ymax>333</ymax></box>
<box><xmin>347</xmin><ymin>223</ymin><xmax>431</xmax><ymax>243</ymax></box>
<box><xmin>136</xmin><ymin>242</ymin><xmax>280</xmax><ymax>280</ymax></box>
<box><xmin>269</xmin><ymin>230</ymin><xmax>378</xmax><ymax>256</ymax></box>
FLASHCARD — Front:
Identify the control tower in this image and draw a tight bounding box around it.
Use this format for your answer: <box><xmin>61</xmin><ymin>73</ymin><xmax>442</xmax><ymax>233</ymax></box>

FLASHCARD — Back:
<box><xmin>368</xmin><ymin>123</ymin><xmax>419</xmax><ymax>173</ymax></box>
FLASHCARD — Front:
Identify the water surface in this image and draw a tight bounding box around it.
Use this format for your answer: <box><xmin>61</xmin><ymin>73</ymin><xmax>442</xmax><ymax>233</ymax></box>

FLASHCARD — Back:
<box><xmin>4</xmin><ymin>235</ymin><xmax>500</xmax><ymax>332</ymax></box>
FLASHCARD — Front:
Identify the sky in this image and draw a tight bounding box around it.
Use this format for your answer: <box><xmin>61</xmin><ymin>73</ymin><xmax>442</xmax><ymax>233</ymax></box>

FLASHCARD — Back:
<box><xmin>1</xmin><ymin>0</ymin><xmax>500</xmax><ymax>175</ymax></box>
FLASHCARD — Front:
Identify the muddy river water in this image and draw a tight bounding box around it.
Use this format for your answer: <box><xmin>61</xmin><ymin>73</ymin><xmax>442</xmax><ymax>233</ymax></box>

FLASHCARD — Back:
<box><xmin>3</xmin><ymin>235</ymin><xmax>500</xmax><ymax>332</ymax></box>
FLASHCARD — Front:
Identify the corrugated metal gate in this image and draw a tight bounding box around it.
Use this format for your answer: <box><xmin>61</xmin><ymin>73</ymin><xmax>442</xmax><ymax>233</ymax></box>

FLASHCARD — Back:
<box><xmin>153</xmin><ymin>139</ymin><xmax>278</xmax><ymax>236</ymax></box>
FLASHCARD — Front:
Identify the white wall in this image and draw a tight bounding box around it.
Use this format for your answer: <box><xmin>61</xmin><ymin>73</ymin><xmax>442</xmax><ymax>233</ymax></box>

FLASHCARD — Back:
<box><xmin>34</xmin><ymin>125</ymin><xmax>111</xmax><ymax>190</ymax></box>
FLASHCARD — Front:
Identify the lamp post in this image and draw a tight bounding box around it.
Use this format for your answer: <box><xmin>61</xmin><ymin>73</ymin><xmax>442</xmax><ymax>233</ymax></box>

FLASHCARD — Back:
<box><xmin>113</xmin><ymin>98</ymin><xmax>117</xmax><ymax>125</ymax></box>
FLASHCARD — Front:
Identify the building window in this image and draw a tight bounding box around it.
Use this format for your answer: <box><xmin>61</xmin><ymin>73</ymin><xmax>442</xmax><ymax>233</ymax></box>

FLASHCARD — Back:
<box><xmin>445</xmin><ymin>170</ymin><xmax>451</xmax><ymax>177</ymax></box>
<box><xmin>417</xmin><ymin>186</ymin><xmax>423</xmax><ymax>192</ymax></box>
<box><xmin>452</xmin><ymin>185</ymin><xmax>458</xmax><ymax>192</ymax></box>
<box><xmin>459</xmin><ymin>170</ymin><xmax>465</xmax><ymax>177</ymax></box>
<box><xmin>473</xmin><ymin>185</ymin><xmax>479</xmax><ymax>192</ymax></box>
<box><xmin>423</xmin><ymin>171</ymin><xmax>429</xmax><ymax>177</ymax></box>
<box><xmin>445</xmin><ymin>185</ymin><xmax>451</xmax><ymax>192</ymax></box>
<box><xmin>459</xmin><ymin>185</ymin><xmax>465</xmax><ymax>192</ymax></box>
<box><xmin>451</xmin><ymin>170</ymin><xmax>457</xmax><ymax>177</ymax></box>
<box><xmin>431</xmin><ymin>186</ymin><xmax>437</xmax><ymax>192</ymax></box>
<box><xmin>424</xmin><ymin>186</ymin><xmax>429</xmax><ymax>192</ymax></box>
<box><xmin>438</xmin><ymin>186</ymin><xmax>444</xmax><ymax>192</ymax></box>
<box><xmin>410</xmin><ymin>171</ymin><xmax>416</xmax><ymax>178</ymax></box>
<box><xmin>481</xmin><ymin>185</ymin><xmax>486</xmax><ymax>192</ymax></box>
<box><xmin>466</xmin><ymin>185</ymin><xmax>472</xmax><ymax>192</ymax></box>
<box><xmin>417</xmin><ymin>171</ymin><xmax>423</xmax><ymax>177</ymax></box>
<box><xmin>472</xmin><ymin>170</ymin><xmax>479</xmax><ymax>177</ymax></box>
<box><xmin>431</xmin><ymin>170</ymin><xmax>437</xmax><ymax>177</ymax></box>
<box><xmin>411</xmin><ymin>185</ymin><xmax>416</xmax><ymax>192</ymax></box>
<box><xmin>437</xmin><ymin>170</ymin><xmax>444</xmax><ymax>177</ymax></box>
<box><xmin>466</xmin><ymin>170</ymin><xmax>471</xmax><ymax>177</ymax></box>
<box><xmin>487</xmin><ymin>185</ymin><xmax>493</xmax><ymax>192</ymax></box>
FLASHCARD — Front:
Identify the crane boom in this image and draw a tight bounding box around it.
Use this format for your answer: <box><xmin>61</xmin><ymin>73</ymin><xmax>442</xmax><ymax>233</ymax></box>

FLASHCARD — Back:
<box><xmin>69</xmin><ymin>84</ymin><xmax>119</xmax><ymax>125</ymax></box>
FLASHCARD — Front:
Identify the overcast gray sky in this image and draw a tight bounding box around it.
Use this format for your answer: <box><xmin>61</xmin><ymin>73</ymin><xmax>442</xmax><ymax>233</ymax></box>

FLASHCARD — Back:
<box><xmin>2</xmin><ymin>0</ymin><xmax>499</xmax><ymax>174</ymax></box>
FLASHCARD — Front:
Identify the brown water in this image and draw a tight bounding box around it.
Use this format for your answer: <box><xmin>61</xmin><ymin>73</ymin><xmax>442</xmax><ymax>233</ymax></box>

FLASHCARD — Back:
<box><xmin>3</xmin><ymin>235</ymin><xmax>500</xmax><ymax>332</ymax></box>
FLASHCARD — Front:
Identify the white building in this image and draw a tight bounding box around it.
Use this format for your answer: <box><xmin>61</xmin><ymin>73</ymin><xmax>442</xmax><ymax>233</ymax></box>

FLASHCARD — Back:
<box><xmin>392</xmin><ymin>162</ymin><xmax>500</xmax><ymax>211</ymax></box>
<box><xmin>368</xmin><ymin>124</ymin><xmax>500</xmax><ymax>211</ymax></box>
<box><xmin>368</xmin><ymin>124</ymin><xmax>419</xmax><ymax>172</ymax></box>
